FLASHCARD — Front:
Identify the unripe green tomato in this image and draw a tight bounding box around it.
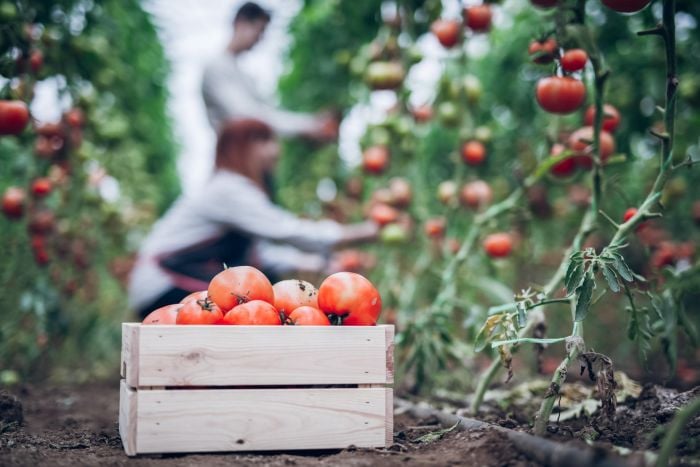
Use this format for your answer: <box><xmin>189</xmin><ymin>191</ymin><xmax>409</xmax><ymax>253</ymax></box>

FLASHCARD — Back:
<box><xmin>350</xmin><ymin>55</ymin><xmax>367</xmax><ymax>76</ymax></box>
<box><xmin>0</xmin><ymin>2</ymin><xmax>17</xmax><ymax>21</ymax></box>
<box><xmin>447</xmin><ymin>81</ymin><xmax>461</xmax><ymax>100</ymax></box>
<box><xmin>407</xmin><ymin>46</ymin><xmax>423</xmax><ymax>64</ymax></box>
<box><xmin>392</xmin><ymin>116</ymin><xmax>412</xmax><ymax>137</ymax></box>
<box><xmin>334</xmin><ymin>49</ymin><xmax>352</xmax><ymax>66</ymax></box>
<box><xmin>463</xmin><ymin>75</ymin><xmax>483</xmax><ymax>103</ymax></box>
<box><xmin>662</xmin><ymin>176</ymin><xmax>687</xmax><ymax>205</ymax></box>
<box><xmin>474</xmin><ymin>126</ymin><xmax>492</xmax><ymax>143</ymax></box>
<box><xmin>491</xmin><ymin>176</ymin><xmax>510</xmax><ymax>200</ymax></box>
<box><xmin>438</xmin><ymin>101</ymin><xmax>461</xmax><ymax>127</ymax></box>
<box><xmin>381</xmin><ymin>223</ymin><xmax>409</xmax><ymax>244</ymax></box>
<box><xmin>368</xmin><ymin>126</ymin><xmax>392</xmax><ymax>146</ymax></box>
<box><xmin>399</xmin><ymin>138</ymin><xmax>415</xmax><ymax>154</ymax></box>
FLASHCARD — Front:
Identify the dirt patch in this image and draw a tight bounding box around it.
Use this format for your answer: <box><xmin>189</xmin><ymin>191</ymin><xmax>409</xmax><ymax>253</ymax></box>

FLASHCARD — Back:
<box><xmin>0</xmin><ymin>380</ymin><xmax>698</xmax><ymax>466</ymax></box>
<box><xmin>0</xmin><ymin>381</ymin><xmax>534</xmax><ymax>467</ymax></box>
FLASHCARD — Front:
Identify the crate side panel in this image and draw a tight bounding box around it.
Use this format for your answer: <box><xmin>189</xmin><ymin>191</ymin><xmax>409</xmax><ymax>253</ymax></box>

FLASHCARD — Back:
<box><xmin>135</xmin><ymin>388</ymin><xmax>388</xmax><ymax>453</ymax></box>
<box><xmin>119</xmin><ymin>380</ymin><xmax>138</xmax><ymax>456</ymax></box>
<box><xmin>136</xmin><ymin>325</ymin><xmax>390</xmax><ymax>386</ymax></box>
<box><xmin>121</xmin><ymin>323</ymin><xmax>140</xmax><ymax>387</ymax></box>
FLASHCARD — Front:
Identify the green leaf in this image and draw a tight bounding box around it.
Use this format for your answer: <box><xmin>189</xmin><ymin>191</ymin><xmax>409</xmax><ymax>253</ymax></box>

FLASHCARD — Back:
<box><xmin>565</xmin><ymin>258</ymin><xmax>585</xmax><ymax>295</ymax></box>
<box><xmin>601</xmin><ymin>264</ymin><xmax>621</xmax><ymax>293</ymax></box>
<box><xmin>574</xmin><ymin>273</ymin><xmax>595</xmax><ymax>322</ymax></box>
<box><xmin>612</xmin><ymin>253</ymin><xmax>634</xmax><ymax>282</ymax></box>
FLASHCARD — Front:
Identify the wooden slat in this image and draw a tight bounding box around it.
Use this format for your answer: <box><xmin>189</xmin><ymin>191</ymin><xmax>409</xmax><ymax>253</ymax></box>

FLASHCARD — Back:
<box><xmin>119</xmin><ymin>380</ymin><xmax>138</xmax><ymax>456</ymax></box>
<box><xmin>121</xmin><ymin>323</ymin><xmax>140</xmax><ymax>387</ymax></box>
<box><xmin>134</xmin><ymin>387</ymin><xmax>390</xmax><ymax>453</ymax></box>
<box><xmin>124</xmin><ymin>324</ymin><xmax>393</xmax><ymax>387</ymax></box>
<box><xmin>385</xmin><ymin>325</ymin><xmax>395</xmax><ymax>384</ymax></box>
<box><xmin>385</xmin><ymin>383</ymin><xmax>394</xmax><ymax>447</ymax></box>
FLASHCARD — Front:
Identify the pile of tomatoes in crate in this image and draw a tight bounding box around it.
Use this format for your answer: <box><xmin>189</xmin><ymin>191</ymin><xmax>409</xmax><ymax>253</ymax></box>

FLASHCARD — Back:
<box><xmin>142</xmin><ymin>267</ymin><xmax>382</xmax><ymax>326</ymax></box>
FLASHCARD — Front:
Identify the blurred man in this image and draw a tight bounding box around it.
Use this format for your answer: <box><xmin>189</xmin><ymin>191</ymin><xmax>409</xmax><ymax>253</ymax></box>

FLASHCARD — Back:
<box><xmin>202</xmin><ymin>2</ymin><xmax>336</xmax><ymax>139</ymax></box>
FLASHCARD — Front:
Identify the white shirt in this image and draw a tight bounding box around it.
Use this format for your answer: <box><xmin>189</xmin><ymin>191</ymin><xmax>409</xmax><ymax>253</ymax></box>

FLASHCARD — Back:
<box><xmin>128</xmin><ymin>170</ymin><xmax>342</xmax><ymax>311</ymax></box>
<box><xmin>202</xmin><ymin>50</ymin><xmax>318</xmax><ymax>136</ymax></box>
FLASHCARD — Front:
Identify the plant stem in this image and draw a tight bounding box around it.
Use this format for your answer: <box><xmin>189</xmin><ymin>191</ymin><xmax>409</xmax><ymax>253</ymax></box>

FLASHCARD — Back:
<box><xmin>533</xmin><ymin>0</ymin><xmax>679</xmax><ymax>435</ymax></box>
<box><xmin>655</xmin><ymin>395</ymin><xmax>700</xmax><ymax>467</ymax></box>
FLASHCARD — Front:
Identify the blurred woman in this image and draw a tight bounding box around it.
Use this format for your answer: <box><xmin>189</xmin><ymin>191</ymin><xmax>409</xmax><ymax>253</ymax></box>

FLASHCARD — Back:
<box><xmin>128</xmin><ymin>119</ymin><xmax>377</xmax><ymax>318</ymax></box>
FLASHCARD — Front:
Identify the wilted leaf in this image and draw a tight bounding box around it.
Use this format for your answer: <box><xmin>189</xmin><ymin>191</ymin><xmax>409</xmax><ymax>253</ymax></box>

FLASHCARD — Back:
<box><xmin>474</xmin><ymin>314</ymin><xmax>503</xmax><ymax>352</ymax></box>
<box><xmin>574</xmin><ymin>273</ymin><xmax>595</xmax><ymax>322</ymax></box>
<box><xmin>612</xmin><ymin>253</ymin><xmax>634</xmax><ymax>282</ymax></box>
<box><xmin>602</xmin><ymin>264</ymin><xmax>620</xmax><ymax>293</ymax></box>
<box><xmin>565</xmin><ymin>259</ymin><xmax>585</xmax><ymax>295</ymax></box>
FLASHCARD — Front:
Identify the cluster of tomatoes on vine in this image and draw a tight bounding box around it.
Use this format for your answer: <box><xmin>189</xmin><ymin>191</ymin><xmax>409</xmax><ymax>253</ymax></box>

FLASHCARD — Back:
<box><xmin>143</xmin><ymin>266</ymin><xmax>383</xmax><ymax>328</ymax></box>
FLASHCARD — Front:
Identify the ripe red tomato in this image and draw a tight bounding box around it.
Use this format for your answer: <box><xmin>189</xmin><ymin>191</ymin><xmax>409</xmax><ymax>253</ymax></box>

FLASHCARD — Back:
<box><xmin>362</xmin><ymin>145</ymin><xmax>389</xmax><ymax>174</ymax></box>
<box><xmin>2</xmin><ymin>187</ymin><xmax>25</xmax><ymax>219</ymax></box>
<box><xmin>463</xmin><ymin>5</ymin><xmax>492</xmax><ymax>32</ymax></box>
<box><xmin>222</xmin><ymin>300</ymin><xmax>282</xmax><ymax>325</ymax></box>
<box><xmin>561</xmin><ymin>49</ymin><xmax>588</xmax><ymax>72</ymax></box>
<box><xmin>388</xmin><ymin>177</ymin><xmax>412</xmax><ymax>207</ymax></box>
<box><xmin>64</xmin><ymin>108</ymin><xmax>85</xmax><ymax>128</ymax></box>
<box><xmin>583</xmin><ymin>104</ymin><xmax>621</xmax><ymax>132</ymax></box>
<box><xmin>29</xmin><ymin>49</ymin><xmax>43</xmax><ymax>73</ymax></box>
<box><xmin>549</xmin><ymin>143</ymin><xmax>577</xmax><ymax>178</ymax></box>
<box><xmin>483</xmin><ymin>233</ymin><xmax>513</xmax><ymax>258</ymax></box>
<box><xmin>431</xmin><ymin>19</ymin><xmax>461</xmax><ymax>48</ymax></box>
<box><xmin>287</xmin><ymin>306</ymin><xmax>330</xmax><ymax>326</ymax></box>
<box><xmin>28</xmin><ymin>209</ymin><xmax>55</xmax><ymax>234</ymax></box>
<box><xmin>424</xmin><ymin>217</ymin><xmax>446</xmax><ymax>238</ymax></box>
<box><xmin>530</xmin><ymin>0</ymin><xmax>559</xmax><ymax>8</ymax></box>
<box><xmin>536</xmin><ymin>76</ymin><xmax>586</xmax><ymax>114</ymax></box>
<box><xmin>34</xmin><ymin>248</ymin><xmax>50</xmax><ymax>266</ymax></box>
<box><xmin>568</xmin><ymin>126</ymin><xmax>616</xmax><ymax>168</ymax></box>
<box><xmin>31</xmin><ymin>177</ymin><xmax>52</xmax><ymax>197</ymax></box>
<box><xmin>461</xmin><ymin>180</ymin><xmax>493</xmax><ymax>209</ymax></box>
<box><xmin>180</xmin><ymin>290</ymin><xmax>208</xmax><ymax>305</ymax></box>
<box><xmin>461</xmin><ymin>140</ymin><xmax>487</xmax><ymax>166</ymax></box>
<box><xmin>143</xmin><ymin>304</ymin><xmax>182</xmax><ymax>325</ymax></box>
<box><xmin>623</xmin><ymin>207</ymin><xmax>637</xmax><ymax>223</ymax></box>
<box><xmin>369</xmin><ymin>203</ymin><xmax>399</xmax><ymax>226</ymax></box>
<box><xmin>272</xmin><ymin>279</ymin><xmax>319</xmax><ymax>317</ymax></box>
<box><xmin>176</xmin><ymin>298</ymin><xmax>223</xmax><ymax>325</ymax></box>
<box><xmin>317</xmin><ymin>272</ymin><xmax>382</xmax><ymax>326</ymax></box>
<box><xmin>208</xmin><ymin>265</ymin><xmax>274</xmax><ymax>312</ymax></box>
<box><xmin>601</xmin><ymin>0</ymin><xmax>651</xmax><ymax>13</ymax></box>
<box><xmin>0</xmin><ymin>100</ymin><xmax>30</xmax><ymax>135</ymax></box>
<box><xmin>528</xmin><ymin>38</ymin><xmax>558</xmax><ymax>64</ymax></box>
<box><xmin>412</xmin><ymin>105</ymin><xmax>433</xmax><ymax>123</ymax></box>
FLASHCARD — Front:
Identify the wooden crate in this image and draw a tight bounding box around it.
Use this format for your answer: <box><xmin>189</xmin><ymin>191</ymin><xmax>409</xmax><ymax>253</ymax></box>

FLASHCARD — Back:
<box><xmin>119</xmin><ymin>323</ymin><xmax>394</xmax><ymax>456</ymax></box>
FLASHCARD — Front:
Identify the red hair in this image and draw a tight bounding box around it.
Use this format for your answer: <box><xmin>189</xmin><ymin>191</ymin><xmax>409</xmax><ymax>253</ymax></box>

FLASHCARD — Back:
<box><xmin>214</xmin><ymin>119</ymin><xmax>275</xmax><ymax>191</ymax></box>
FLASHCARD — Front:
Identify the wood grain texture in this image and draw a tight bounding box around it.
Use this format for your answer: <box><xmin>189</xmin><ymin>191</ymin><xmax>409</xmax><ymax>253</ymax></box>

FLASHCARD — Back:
<box><xmin>133</xmin><ymin>387</ymin><xmax>390</xmax><ymax>453</ymax></box>
<box><xmin>121</xmin><ymin>323</ymin><xmax>140</xmax><ymax>387</ymax></box>
<box><xmin>124</xmin><ymin>324</ymin><xmax>394</xmax><ymax>387</ymax></box>
<box><xmin>385</xmin><ymin>325</ymin><xmax>394</xmax><ymax>384</ymax></box>
<box><xmin>119</xmin><ymin>380</ymin><xmax>138</xmax><ymax>456</ymax></box>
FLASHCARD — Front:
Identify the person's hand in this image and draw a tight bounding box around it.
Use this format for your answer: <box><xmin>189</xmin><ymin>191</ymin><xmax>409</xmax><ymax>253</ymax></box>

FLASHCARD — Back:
<box><xmin>339</xmin><ymin>221</ymin><xmax>379</xmax><ymax>245</ymax></box>
<box><xmin>305</xmin><ymin>113</ymin><xmax>338</xmax><ymax>141</ymax></box>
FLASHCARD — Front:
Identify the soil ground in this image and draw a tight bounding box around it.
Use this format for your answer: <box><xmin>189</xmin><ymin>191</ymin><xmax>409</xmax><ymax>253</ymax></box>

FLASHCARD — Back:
<box><xmin>0</xmin><ymin>380</ymin><xmax>698</xmax><ymax>466</ymax></box>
